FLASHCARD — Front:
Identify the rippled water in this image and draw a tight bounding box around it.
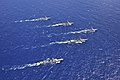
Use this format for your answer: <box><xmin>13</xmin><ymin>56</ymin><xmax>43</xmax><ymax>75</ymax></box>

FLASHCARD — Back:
<box><xmin>0</xmin><ymin>0</ymin><xmax>120</xmax><ymax>80</ymax></box>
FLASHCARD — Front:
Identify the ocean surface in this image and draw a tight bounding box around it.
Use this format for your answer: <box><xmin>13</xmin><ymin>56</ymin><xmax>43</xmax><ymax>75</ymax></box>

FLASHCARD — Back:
<box><xmin>0</xmin><ymin>0</ymin><xmax>120</xmax><ymax>80</ymax></box>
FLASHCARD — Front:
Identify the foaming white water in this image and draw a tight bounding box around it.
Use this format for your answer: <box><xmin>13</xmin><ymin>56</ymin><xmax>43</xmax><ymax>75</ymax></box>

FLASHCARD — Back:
<box><xmin>2</xmin><ymin>58</ymin><xmax>63</xmax><ymax>71</ymax></box>
<box><xmin>48</xmin><ymin>30</ymin><xmax>82</xmax><ymax>37</ymax></box>
<box><xmin>2</xmin><ymin>62</ymin><xmax>44</xmax><ymax>71</ymax></box>
<box><xmin>34</xmin><ymin>25</ymin><xmax>52</xmax><ymax>29</ymax></box>
<box><xmin>14</xmin><ymin>17</ymin><xmax>50</xmax><ymax>23</ymax></box>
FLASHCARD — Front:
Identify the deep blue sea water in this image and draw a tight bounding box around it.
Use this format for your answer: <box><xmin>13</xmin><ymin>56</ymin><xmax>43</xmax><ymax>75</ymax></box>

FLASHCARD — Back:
<box><xmin>0</xmin><ymin>0</ymin><xmax>120</xmax><ymax>80</ymax></box>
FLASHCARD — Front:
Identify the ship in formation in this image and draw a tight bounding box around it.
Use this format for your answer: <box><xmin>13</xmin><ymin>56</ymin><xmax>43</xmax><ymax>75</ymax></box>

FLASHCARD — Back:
<box><xmin>2</xmin><ymin>58</ymin><xmax>63</xmax><ymax>71</ymax></box>
<box><xmin>80</xmin><ymin>28</ymin><xmax>98</xmax><ymax>33</ymax></box>
<box><xmin>29</xmin><ymin>16</ymin><xmax>50</xmax><ymax>21</ymax></box>
<box><xmin>40</xmin><ymin>58</ymin><xmax>63</xmax><ymax>64</ymax></box>
<box><xmin>24</xmin><ymin>58</ymin><xmax>63</xmax><ymax>67</ymax></box>
<box><xmin>50</xmin><ymin>38</ymin><xmax>88</xmax><ymax>45</ymax></box>
<box><xmin>51</xmin><ymin>21</ymin><xmax>73</xmax><ymax>27</ymax></box>
<box><xmin>65</xmin><ymin>38</ymin><xmax>88</xmax><ymax>44</ymax></box>
<box><xmin>37</xmin><ymin>16</ymin><xmax>50</xmax><ymax>21</ymax></box>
